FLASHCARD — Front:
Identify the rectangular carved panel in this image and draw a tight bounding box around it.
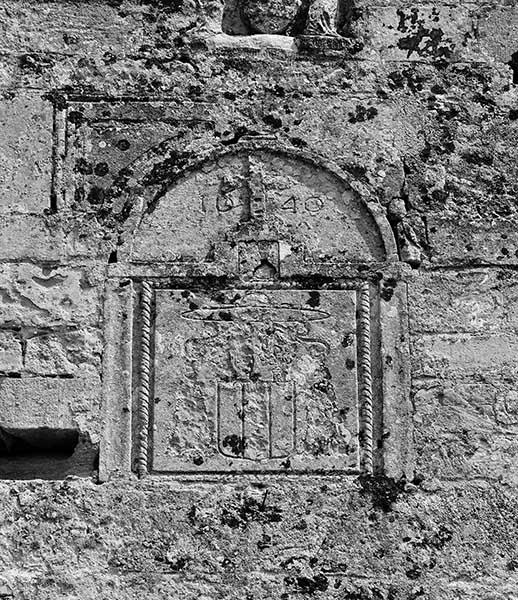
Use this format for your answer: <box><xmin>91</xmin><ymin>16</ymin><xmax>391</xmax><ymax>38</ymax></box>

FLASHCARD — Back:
<box><xmin>147</xmin><ymin>287</ymin><xmax>362</xmax><ymax>473</ymax></box>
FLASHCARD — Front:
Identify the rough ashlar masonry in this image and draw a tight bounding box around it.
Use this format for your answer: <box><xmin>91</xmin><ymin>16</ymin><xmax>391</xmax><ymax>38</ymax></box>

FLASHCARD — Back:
<box><xmin>1</xmin><ymin>0</ymin><xmax>518</xmax><ymax>598</ymax></box>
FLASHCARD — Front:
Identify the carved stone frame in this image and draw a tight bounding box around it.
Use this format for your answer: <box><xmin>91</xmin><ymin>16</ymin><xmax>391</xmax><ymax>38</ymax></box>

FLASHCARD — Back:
<box><xmin>99</xmin><ymin>143</ymin><xmax>412</xmax><ymax>482</ymax></box>
<box><xmin>100</xmin><ymin>266</ymin><xmax>411</xmax><ymax>482</ymax></box>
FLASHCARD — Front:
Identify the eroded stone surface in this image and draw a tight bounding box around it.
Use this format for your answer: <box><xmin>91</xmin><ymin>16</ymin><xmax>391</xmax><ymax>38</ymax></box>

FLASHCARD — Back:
<box><xmin>0</xmin><ymin>0</ymin><xmax>517</xmax><ymax>596</ymax></box>
<box><xmin>0</xmin><ymin>264</ymin><xmax>102</xmax><ymax>328</ymax></box>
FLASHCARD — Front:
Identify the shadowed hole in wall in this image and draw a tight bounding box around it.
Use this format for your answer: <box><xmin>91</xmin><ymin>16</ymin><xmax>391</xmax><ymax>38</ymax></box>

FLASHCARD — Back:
<box><xmin>0</xmin><ymin>428</ymin><xmax>99</xmax><ymax>480</ymax></box>
<box><xmin>509</xmin><ymin>51</ymin><xmax>518</xmax><ymax>84</ymax></box>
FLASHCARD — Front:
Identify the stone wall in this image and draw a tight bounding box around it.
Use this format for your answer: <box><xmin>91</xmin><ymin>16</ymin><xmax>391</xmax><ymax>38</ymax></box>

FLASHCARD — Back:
<box><xmin>1</xmin><ymin>0</ymin><xmax>518</xmax><ymax>598</ymax></box>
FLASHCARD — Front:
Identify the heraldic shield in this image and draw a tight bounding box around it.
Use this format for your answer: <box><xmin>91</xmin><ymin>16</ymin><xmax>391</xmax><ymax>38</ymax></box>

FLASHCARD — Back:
<box><xmin>217</xmin><ymin>381</ymin><xmax>296</xmax><ymax>460</ymax></box>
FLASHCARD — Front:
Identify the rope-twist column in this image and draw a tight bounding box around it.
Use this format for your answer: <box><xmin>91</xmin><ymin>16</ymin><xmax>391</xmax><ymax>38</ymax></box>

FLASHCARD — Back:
<box><xmin>136</xmin><ymin>281</ymin><xmax>153</xmax><ymax>478</ymax></box>
<box><xmin>358</xmin><ymin>282</ymin><xmax>373</xmax><ymax>475</ymax></box>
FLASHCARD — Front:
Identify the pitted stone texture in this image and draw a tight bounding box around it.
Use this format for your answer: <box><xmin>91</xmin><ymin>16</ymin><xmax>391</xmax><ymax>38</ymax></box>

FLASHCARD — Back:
<box><xmin>414</xmin><ymin>382</ymin><xmax>518</xmax><ymax>484</ymax></box>
<box><xmin>410</xmin><ymin>270</ymin><xmax>518</xmax><ymax>484</ymax></box>
<box><xmin>408</xmin><ymin>270</ymin><xmax>518</xmax><ymax>335</ymax></box>
<box><xmin>0</xmin><ymin>331</ymin><xmax>23</xmax><ymax>373</ymax></box>
<box><xmin>0</xmin><ymin>478</ymin><xmax>517</xmax><ymax>599</ymax></box>
<box><xmin>24</xmin><ymin>329</ymin><xmax>102</xmax><ymax>376</ymax></box>
<box><xmin>369</xmin><ymin>5</ymin><xmax>470</xmax><ymax>62</ymax></box>
<box><xmin>152</xmin><ymin>288</ymin><xmax>359</xmax><ymax>473</ymax></box>
<box><xmin>428</xmin><ymin>216</ymin><xmax>518</xmax><ymax>266</ymax></box>
<box><xmin>478</xmin><ymin>5</ymin><xmax>518</xmax><ymax>63</ymax></box>
<box><xmin>0</xmin><ymin>215</ymin><xmax>63</xmax><ymax>261</ymax></box>
<box><xmin>412</xmin><ymin>333</ymin><xmax>518</xmax><ymax>381</ymax></box>
<box><xmin>239</xmin><ymin>0</ymin><xmax>304</xmax><ymax>34</ymax></box>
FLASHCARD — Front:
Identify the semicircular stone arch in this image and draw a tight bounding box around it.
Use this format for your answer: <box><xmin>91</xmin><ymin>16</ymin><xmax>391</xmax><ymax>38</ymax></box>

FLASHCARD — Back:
<box><xmin>117</xmin><ymin>147</ymin><xmax>396</xmax><ymax>270</ymax></box>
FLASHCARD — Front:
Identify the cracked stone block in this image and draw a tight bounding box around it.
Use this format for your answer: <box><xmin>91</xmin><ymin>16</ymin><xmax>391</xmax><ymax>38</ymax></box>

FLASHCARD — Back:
<box><xmin>24</xmin><ymin>330</ymin><xmax>102</xmax><ymax>376</ymax></box>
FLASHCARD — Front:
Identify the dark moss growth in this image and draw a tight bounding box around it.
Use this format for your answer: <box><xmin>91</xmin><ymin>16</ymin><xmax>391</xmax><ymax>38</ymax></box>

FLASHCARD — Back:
<box><xmin>221</xmin><ymin>434</ymin><xmax>246</xmax><ymax>456</ymax></box>
<box><xmin>284</xmin><ymin>573</ymin><xmax>329</xmax><ymax>594</ymax></box>
<box><xmin>357</xmin><ymin>474</ymin><xmax>407</xmax><ymax>512</ymax></box>
<box><xmin>19</xmin><ymin>53</ymin><xmax>55</xmax><ymax>74</ymax></box>
<box><xmin>221</xmin><ymin>492</ymin><xmax>282</xmax><ymax>529</ymax></box>
<box><xmin>396</xmin><ymin>8</ymin><xmax>455</xmax><ymax>60</ymax></box>
<box><xmin>348</xmin><ymin>105</ymin><xmax>378</xmax><ymax>124</ymax></box>
<box><xmin>380</xmin><ymin>278</ymin><xmax>397</xmax><ymax>301</ymax></box>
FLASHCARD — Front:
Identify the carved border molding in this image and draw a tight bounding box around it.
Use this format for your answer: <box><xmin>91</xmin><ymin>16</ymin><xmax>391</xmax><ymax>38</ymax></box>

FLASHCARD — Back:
<box><xmin>358</xmin><ymin>281</ymin><xmax>373</xmax><ymax>475</ymax></box>
<box><xmin>136</xmin><ymin>280</ymin><xmax>153</xmax><ymax>478</ymax></box>
<box><xmin>100</xmin><ymin>272</ymin><xmax>411</xmax><ymax>481</ymax></box>
<box><xmin>134</xmin><ymin>278</ymin><xmax>379</xmax><ymax>477</ymax></box>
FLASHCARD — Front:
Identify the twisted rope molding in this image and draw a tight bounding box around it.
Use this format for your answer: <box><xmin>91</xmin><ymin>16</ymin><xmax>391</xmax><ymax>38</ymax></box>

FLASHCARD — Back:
<box><xmin>136</xmin><ymin>280</ymin><xmax>153</xmax><ymax>478</ymax></box>
<box><xmin>358</xmin><ymin>281</ymin><xmax>373</xmax><ymax>475</ymax></box>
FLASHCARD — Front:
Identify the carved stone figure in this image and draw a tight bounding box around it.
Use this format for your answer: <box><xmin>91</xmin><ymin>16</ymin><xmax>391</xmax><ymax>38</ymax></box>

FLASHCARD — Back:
<box><xmin>239</xmin><ymin>0</ymin><xmax>304</xmax><ymax>35</ymax></box>
<box><xmin>305</xmin><ymin>0</ymin><xmax>340</xmax><ymax>36</ymax></box>
<box><xmin>239</xmin><ymin>0</ymin><xmax>342</xmax><ymax>36</ymax></box>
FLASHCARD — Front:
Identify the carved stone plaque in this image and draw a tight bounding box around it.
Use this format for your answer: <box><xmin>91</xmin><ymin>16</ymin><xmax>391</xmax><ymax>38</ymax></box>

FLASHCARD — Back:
<box><xmin>92</xmin><ymin>138</ymin><xmax>410</xmax><ymax>481</ymax></box>
<box><xmin>149</xmin><ymin>287</ymin><xmax>362</xmax><ymax>473</ymax></box>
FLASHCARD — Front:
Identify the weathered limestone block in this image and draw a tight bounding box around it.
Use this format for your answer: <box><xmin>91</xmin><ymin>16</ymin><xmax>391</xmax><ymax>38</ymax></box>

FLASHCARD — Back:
<box><xmin>24</xmin><ymin>330</ymin><xmax>102</xmax><ymax>376</ymax></box>
<box><xmin>477</xmin><ymin>5</ymin><xmax>518</xmax><ymax>64</ymax></box>
<box><xmin>0</xmin><ymin>373</ymin><xmax>101</xmax><ymax>479</ymax></box>
<box><xmin>0</xmin><ymin>264</ymin><xmax>102</xmax><ymax>328</ymax></box>
<box><xmin>412</xmin><ymin>333</ymin><xmax>518</xmax><ymax>381</ymax></box>
<box><xmin>0</xmin><ymin>215</ymin><xmax>63</xmax><ymax>261</ymax></box>
<box><xmin>427</xmin><ymin>216</ymin><xmax>518</xmax><ymax>266</ymax></box>
<box><xmin>0</xmin><ymin>373</ymin><xmax>100</xmax><ymax>433</ymax></box>
<box><xmin>0</xmin><ymin>93</ymin><xmax>53</xmax><ymax>213</ymax></box>
<box><xmin>368</xmin><ymin>5</ymin><xmax>475</xmax><ymax>62</ymax></box>
<box><xmin>414</xmin><ymin>383</ymin><xmax>518</xmax><ymax>484</ymax></box>
<box><xmin>408</xmin><ymin>270</ymin><xmax>518</xmax><ymax>334</ymax></box>
<box><xmin>0</xmin><ymin>1</ymin><xmax>146</xmax><ymax>58</ymax></box>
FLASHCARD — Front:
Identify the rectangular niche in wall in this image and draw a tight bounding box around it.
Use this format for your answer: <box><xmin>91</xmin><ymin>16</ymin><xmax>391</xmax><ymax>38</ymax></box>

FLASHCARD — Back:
<box><xmin>0</xmin><ymin>428</ymin><xmax>98</xmax><ymax>480</ymax></box>
<box><xmin>133</xmin><ymin>282</ymin><xmax>379</xmax><ymax>475</ymax></box>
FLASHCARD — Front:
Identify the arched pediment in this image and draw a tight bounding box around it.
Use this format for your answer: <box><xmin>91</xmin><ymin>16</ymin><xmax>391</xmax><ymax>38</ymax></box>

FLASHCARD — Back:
<box><xmin>117</xmin><ymin>145</ymin><xmax>397</xmax><ymax>271</ymax></box>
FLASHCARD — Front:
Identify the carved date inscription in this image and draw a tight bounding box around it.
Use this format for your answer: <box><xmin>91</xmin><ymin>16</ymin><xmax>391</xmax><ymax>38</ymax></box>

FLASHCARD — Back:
<box><xmin>151</xmin><ymin>288</ymin><xmax>361</xmax><ymax>473</ymax></box>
